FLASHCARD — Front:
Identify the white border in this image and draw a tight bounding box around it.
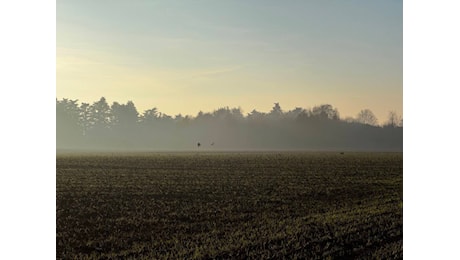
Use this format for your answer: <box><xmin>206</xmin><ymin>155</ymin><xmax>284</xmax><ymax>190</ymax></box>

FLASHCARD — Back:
<box><xmin>0</xmin><ymin>1</ymin><xmax>55</xmax><ymax>259</ymax></box>
<box><xmin>404</xmin><ymin>0</ymin><xmax>460</xmax><ymax>259</ymax></box>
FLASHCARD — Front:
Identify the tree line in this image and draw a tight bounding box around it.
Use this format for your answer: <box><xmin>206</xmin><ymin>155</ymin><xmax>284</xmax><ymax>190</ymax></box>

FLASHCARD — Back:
<box><xmin>57</xmin><ymin>97</ymin><xmax>402</xmax><ymax>151</ymax></box>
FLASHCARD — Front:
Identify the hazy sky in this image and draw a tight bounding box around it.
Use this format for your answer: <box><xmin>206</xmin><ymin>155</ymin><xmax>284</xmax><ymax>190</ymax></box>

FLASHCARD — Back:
<box><xmin>57</xmin><ymin>0</ymin><xmax>402</xmax><ymax>122</ymax></box>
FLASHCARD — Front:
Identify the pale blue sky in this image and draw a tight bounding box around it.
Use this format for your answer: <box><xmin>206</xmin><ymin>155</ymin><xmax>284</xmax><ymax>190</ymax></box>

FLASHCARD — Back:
<box><xmin>57</xmin><ymin>0</ymin><xmax>402</xmax><ymax>121</ymax></box>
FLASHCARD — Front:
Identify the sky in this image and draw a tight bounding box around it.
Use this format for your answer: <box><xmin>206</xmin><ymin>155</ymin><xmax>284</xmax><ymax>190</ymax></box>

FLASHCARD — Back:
<box><xmin>57</xmin><ymin>0</ymin><xmax>402</xmax><ymax>122</ymax></box>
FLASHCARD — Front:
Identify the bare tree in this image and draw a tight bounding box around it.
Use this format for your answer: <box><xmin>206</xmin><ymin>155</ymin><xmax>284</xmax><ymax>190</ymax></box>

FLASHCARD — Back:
<box><xmin>384</xmin><ymin>111</ymin><xmax>402</xmax><ymax>128</ymax></box>
<box><xmin>356</xmin><ymin>109</ymin><xmax>378</xmax><ymax>126</ymax></box>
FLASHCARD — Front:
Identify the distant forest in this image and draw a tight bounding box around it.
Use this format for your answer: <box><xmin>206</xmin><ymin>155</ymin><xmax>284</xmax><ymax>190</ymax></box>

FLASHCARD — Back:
<box><xmin>57</xmin><ymin>97</ymin><xmax>402</xmax><ymax>151</ymax></box>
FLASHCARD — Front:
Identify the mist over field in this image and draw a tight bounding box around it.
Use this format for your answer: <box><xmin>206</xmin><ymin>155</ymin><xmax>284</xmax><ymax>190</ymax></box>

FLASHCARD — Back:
<box><xmin>57</xmin><ymin>97</ymin><xmax>402</xmax><ymax>152</ymax></box>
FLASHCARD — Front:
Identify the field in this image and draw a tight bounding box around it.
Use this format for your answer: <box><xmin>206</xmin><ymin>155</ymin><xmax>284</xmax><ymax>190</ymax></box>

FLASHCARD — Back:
<box><xmin>56</xmin><ymin>152</ymin><xmax>402</xmax><ymax>259</ymax></box>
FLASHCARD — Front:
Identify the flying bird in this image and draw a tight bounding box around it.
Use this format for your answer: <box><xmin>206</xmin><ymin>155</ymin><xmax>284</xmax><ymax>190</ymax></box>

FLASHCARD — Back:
<box><xmin>197</xmin><ymin>142</ymin><xmax>201</xmax><ymax>148</ymax></box>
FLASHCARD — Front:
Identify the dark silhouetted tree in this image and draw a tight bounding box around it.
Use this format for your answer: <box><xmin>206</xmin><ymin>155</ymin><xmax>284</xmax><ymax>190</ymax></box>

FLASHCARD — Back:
<box><xmin>79</xmin><ymin>102</ymin><xmax>92</xmax><ymax>136</ymax></box>
<box><xmin>157</xmin><ymin>112</ymin><xmax>172</xmax><ymax>121</ymax></box>
<box><xmin>247</xmin><ymin>109</ymin><xmax>266</xmax><ymax>121</ymax></box>
<box><xmin>140</xmin><ymin>107</ymin><xmax>159</xmax><ymax>126</ymax></box>
<box><xmin>230</xmin><ymin>107</ymin><xmax>244</xmax><ymax>121</ymax></box>
<box><xmin>56</xmin><ymin>97</ymin><xmax>402</xmax><ymax>151</ymax></box>
<box><xmin>56</xmin><ymin>98</ymin><xmax>84</xmax><ymax>148</ymax></box>
<box><xmin>196</xmin><ymin>111</ymin><xmax>213</xmax><ymax>122</ymax></box>
<box><xmin>311</xmin><ymin>104</ymin><xmax>340</xmax><ymax>120</ymax></box>
<box><xmin>111</xmin><ymin>101</ymin><xmax>139</xmax><ymax>127</ymax></box>
<box><xmin>89</xmin><ymin>97</ymin><xmax>112</xmax><ymax>130</ymax></box>
<box><xmin>269</xmin><ymin>102</ymin><xmax>283</xmax><ymax>119</ymax></box>
<box><xmin>285</xmin><ymin>107</ymin><xmax>306</xmax><ymax>119</ymax></box>
<box><xmin>213</xmin><ymin>107</ymin><xmax>232</xmax><ymax>120</ymax></box>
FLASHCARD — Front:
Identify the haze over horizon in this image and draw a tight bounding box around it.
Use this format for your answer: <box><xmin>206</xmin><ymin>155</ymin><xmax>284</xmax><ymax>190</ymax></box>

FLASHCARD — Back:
<box><xmin>57</xmin><ymin>0</ymin><xmax>402</xmax><ymax>122</ymax></box>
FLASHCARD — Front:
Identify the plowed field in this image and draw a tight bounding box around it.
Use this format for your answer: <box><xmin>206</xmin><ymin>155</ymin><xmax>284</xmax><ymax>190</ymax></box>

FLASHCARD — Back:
<box><xmin>57</xmin><ymin>152</ymin><xmax>402</xmax><ymax>259</ymax></box>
